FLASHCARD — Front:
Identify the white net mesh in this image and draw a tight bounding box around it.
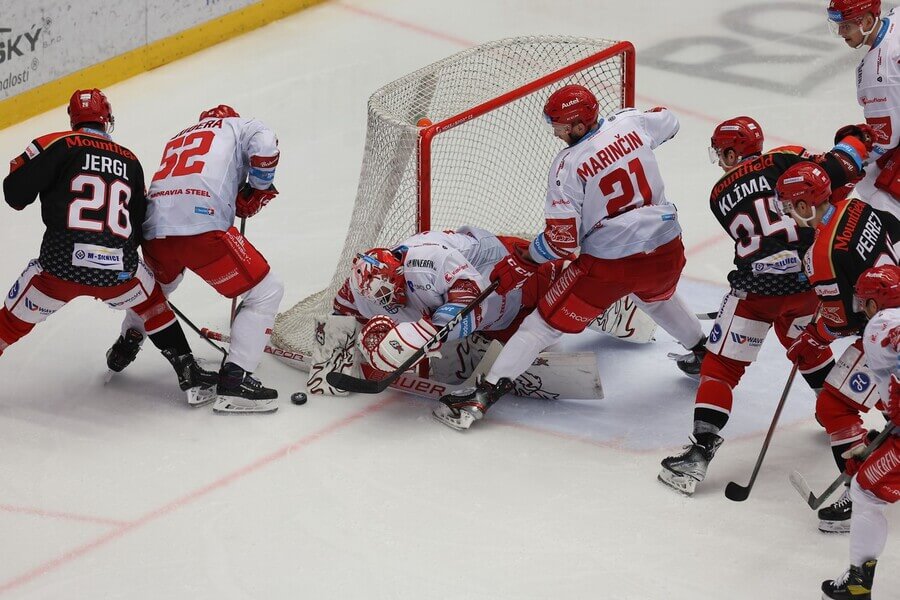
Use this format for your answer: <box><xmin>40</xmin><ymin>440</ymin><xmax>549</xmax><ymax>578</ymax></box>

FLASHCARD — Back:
<box><xmin>272</xmin><ymin>36</ymin><xmax>631</xmax><ymax>361</ymax></box>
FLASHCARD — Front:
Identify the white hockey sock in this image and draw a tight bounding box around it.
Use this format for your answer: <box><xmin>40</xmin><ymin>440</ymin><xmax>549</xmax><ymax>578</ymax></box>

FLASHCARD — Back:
<box><xmin>634</xmin><ymin>292</ymin><xmax>704</xmax><ymax>349</ymax></box>
<box><xmin>849</xmin><ymin>477</ymin><xmax>889</xmax><ymax>566</ymax></box>
<box><xmin>226</xmin><ymin>272</ymin><xmax>284</xmax><ymax>372</ymax></box>
<box><xmin>485</xmin><ymin>311</ymin><xmax>562</xmax><ymax>384</ymax></box>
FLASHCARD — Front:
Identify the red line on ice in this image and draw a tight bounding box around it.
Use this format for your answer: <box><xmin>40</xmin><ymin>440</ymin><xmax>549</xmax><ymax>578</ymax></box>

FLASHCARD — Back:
<box><xmin>0</xmin><ymin>397</ymin><xmax>396</xmax><ymax>596</ymax></box>
<box><xmin>0</xmin><ymin>504</ymin><xmax>128</xmax><ymax>527</ymax></box>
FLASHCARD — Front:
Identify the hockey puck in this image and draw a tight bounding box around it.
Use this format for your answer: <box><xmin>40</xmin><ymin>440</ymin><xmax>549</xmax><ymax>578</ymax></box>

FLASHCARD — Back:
<box><xmin>291</xmin><ymin>392</ymin><xmax>308</xmax><ymax>405</ymax></box>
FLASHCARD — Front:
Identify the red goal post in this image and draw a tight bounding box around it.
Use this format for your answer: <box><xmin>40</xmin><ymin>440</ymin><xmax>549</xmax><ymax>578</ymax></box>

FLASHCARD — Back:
<box><xmin>271</xmin><ymin>37</ymin><xmax>635</xmax><ymax>367</ymax></box>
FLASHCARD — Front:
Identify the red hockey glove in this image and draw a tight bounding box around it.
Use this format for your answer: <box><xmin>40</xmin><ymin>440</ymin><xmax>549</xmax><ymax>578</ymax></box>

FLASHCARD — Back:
<box><xmin>236</xmin><ymin>183</ymin><xmax>278</xmax><ymax>218</ymax></box>
<box><xmin>491</xmin><ymin>245</ymin><xmax>540</xmax><ymax>295</ymax></box>
<box><xmin>888</xmin><ymin>373</ymin><xmax>900</xmax><ymax>424</ymax></box>
<box><xmin>786</xmin><ymin>323</ymin><xmax>832</xmax><ymax>367</ymax></box>
<box><xmin>834</xmin><ymin>123</ymin><xmax>875</xmax><ymax>151</ymax></box>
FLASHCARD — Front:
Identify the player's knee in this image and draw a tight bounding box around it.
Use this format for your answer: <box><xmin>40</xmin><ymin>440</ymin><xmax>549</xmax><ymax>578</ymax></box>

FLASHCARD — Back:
<box><xmin>699</xmin><ymin>354</ymin><xmax>744</xmax><ymax>388</ymax></box>
<box><xmin>243</xmin><ymin>272</ymin><xmax>283</xmax><ymax>315</ymax></box>
<box><xmin>159</xmin><ymin>271</ymin><xmax>184</xmax><ymax>297</ymax></box>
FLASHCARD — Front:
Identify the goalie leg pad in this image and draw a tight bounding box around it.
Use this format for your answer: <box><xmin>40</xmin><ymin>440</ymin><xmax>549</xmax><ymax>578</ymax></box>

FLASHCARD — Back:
<box><xmin>307</xmin><ymin>314</ymin><xmax>361</xmax><ymax>396</ymax></box>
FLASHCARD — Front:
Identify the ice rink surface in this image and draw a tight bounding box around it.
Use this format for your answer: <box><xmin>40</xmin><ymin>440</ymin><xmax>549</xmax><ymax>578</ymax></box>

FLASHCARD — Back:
<box><xmin>0</xmin><ymin>1</ymin><xmax>898</xmax><ymax>598</ymax></box>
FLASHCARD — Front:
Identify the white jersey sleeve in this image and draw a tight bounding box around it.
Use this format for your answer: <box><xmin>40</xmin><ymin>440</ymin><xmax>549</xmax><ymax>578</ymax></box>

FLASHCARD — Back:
<box><xmin>143</xmin><ymin>116</ymin><xmax>278</xmax><ymax>239</ymax></box>
<box><xmin>862</xmin><ymin>307</ymin><xmax>900</xmax><ymax>392</ymax></box>
<box><xmin>634</xmin><ymin>107</ymin><xmax>680</xmax><ymax>149</ymax></box>
<box><xmin>240</xmin><ymin>118</ymin><xmax>279</xmax><ymax>190</ymax></box>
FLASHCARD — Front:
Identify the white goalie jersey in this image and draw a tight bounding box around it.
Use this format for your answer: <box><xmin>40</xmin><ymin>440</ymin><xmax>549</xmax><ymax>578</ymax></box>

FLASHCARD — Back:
<box><xmin>335</xmin><ymin>227</ymin><xmax>524</xmax><ymax>338</ymax></box>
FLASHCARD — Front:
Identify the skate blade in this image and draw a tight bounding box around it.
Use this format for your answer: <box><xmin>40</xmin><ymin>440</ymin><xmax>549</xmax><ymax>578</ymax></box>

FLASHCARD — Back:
<box><xmin>186</xmin><ymin>386</ymin><xmax>217</xmax><ymax>407</ymax></box>
<box><xmin>431</xmin><ymin>405</ymin><xmax>475</xmax><ymax>431</ymax></box>
<box><xmin>657</xmin><ymin>468</ymin><xmax>697</xmax><ymax>496</ymax></box>
<box><xmin>103</xmin><ymin>370</ymin><xmax>116</xmax><ymax>384</ymax></box>
<box><xmin>818</xmin><ymin>520</ymin><xmax>851</xmax><ymax>534</ymax></box>
<box><xmin>212</xmin><ymin>396</ymin><xmax>279</xmax><ymax>414</ymax></box>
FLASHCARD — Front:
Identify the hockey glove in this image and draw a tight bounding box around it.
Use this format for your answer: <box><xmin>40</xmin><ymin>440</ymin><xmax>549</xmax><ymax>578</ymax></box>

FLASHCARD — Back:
<box><xmin>236</xmin><ymin>182</ymin><xmax>278</xmax><ymax>218</ymax></box>
<box><xmin>834</xmin><ymin>123</ymin><xmax>875</xmax><ymax>151</ymax></box>
<box><xmin>358</xmin><ymin>315</ymin><xmax>441</xmax><ymax>372</ymax></box>
<box><xmin>786</xmin><ymin>322</ymin><xmax>832</xmax><ymax>367</ymax></box>
<box><xmin>491</xmin><ymin>245</ymin><xmax>540</xmax><ymax>295</ymax></box>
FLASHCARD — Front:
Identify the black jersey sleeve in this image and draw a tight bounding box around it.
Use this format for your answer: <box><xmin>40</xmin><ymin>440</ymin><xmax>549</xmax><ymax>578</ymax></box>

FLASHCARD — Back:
<box><xmin>3</xmin><ymin>139</ymin><xmax>57</xmax><ymax>211</ymax></box>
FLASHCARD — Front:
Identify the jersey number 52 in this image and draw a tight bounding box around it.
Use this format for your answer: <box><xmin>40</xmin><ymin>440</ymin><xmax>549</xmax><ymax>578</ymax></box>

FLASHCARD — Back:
<box><xmin>152</xmin><ymin>130</ymin><xmax>215</xmax><ymax>183</ymax></box>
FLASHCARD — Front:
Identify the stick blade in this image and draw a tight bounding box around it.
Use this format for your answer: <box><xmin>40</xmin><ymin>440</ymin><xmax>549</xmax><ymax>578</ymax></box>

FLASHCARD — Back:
<box><xmin>788</xmin><ymin>471</ymin><xmax>814</xmax><ymax>506</ymax></box>
<box><xmin>724</xmin><ymin>481</ymin><xmax>751</xmax><ymax>502</ymax></box>
<box><xmin>326</xmin><ymin>371</ymin><xmax>386</xmax><ymax>394</ymax></box>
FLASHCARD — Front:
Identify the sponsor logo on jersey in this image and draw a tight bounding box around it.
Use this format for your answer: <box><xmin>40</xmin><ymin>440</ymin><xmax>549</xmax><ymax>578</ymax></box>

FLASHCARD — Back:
<box><xmin>547</xmin><ymin>222</ymin><xmax>576</xmax><ymax>245</ymax></box>
<box><xmin>194</xmin><ymin>206</ymin><xmax>215</xmax><ymax>216</ymax></box>
<box><xmin>23</xmin><ymin>298</ymin><xmax>53</xmax><ymax>315</ymax></box>
<box><xmin>849</xmin><ymin>372</ymin><xmax>871</xmax><ymax>393</ymax></box>
<box><xmin>443</xmin><ymin>263</ymin><xmax>468</xmax><ymax>283</ymax></box>
<box><xmin>550</xmin><ymin>198</ymin><xmax>570</xmax><ymax>207</ymax></box>
<box><xmin>709</xmin><ymin>324</ymin><xmax>722</xmax><ymax>344</ymax></box>
<box><xmin>815</xmin><ymin>283</ymin><xmax>841</xmax><ymax>297</ymax></box>
<box><xmin>405</xmin><ymin>259</ymin><xmax>434</xmax><ymax>269</ymax></box>
<box><xmin>861</xmin><ymin>96</ymin><xmax>887</xmax><ymax>105</ymax></box>
<box><xmin>821</xmin><ymin>304</ymin><xmax>844</xmax><ymax>324</ymax></box>
<box><xmin>117</xmin><ymin>271</ymin><xmax>131</xmax><ymax>281</ymax></box>
<box><xmin>250</xmin><ymin>154</ymin><xmax>280</xmax><ymax>168</ymax></box>
<box><xmin>730</xmin><ymin>331</ymin><xmax>764</xmax><ymax>347</ymax></box>
<box><xmin>7</xmin><ymin>281</ymin><xmax>19</xmax><ymax>300</ymax></box>
<box><xmin>107</xmin><ymin>288</ymin><xmax>144</xmax><ymax>309</ymax></box>
<box><xmin>24</xmin><ymin>142</ymin><xmax>39</xmax><ymax>159</ymax></box>
<box><xmin>752</xmin><ymin>250</ymin><xmax>800</xmax><ymax>275</ymax></box>
<box><xmin>71</xmin><ymin>244</ymin><xmax>124</xmax><ymax>270</ymax></box>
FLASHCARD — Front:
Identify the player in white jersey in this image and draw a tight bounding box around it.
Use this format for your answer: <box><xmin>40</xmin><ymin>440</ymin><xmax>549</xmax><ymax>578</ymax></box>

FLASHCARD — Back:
<box><xmin>334</xmin><ymin>227</ymin><xmax>561</xmax><ymax>375</ymax></box>
<box><xmin>828</xmin><ymin>0</ymin><xmax>900</xmax><ymax>213</ymax></box>
<box><xmin>433</xmin><ymin>85</ymin><xmax>705</xmax><ymax>430</ymax></box>
<box><xmin>107</xmin><ymin>105</ymin><xmax>283</xmax><ymax>413</ymax></box>
<box><xmin>821</xmin><ymin>265</ymin><xmax>899</xmax><ymax>600</ymax></box>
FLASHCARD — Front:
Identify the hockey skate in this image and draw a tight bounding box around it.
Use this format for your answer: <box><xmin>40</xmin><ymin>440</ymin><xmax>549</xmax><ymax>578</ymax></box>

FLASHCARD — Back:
<box><xmin>104</xmin><ymin>328</ymin><xmax>144</xmax><ymax>382</ymax></box>
<box><xmin>212</xmin><ymin>362</ymin><xmax>278</xmax><ymax>414</ymax></box>
<box><xmin>668</xmin><ymin>335</ymin><xmax>707</xmax><ymax>380</ymax></box>
<box><xmin>821</xmin><ymin>560</ymin><xmax>876</xmax><ymax>599</ymax></box>
<box><xmin>818</xmin><ymin>486</ymin><xmax>852</xmax><ymax>533</ymax></box>
<box><xmin>162</xmin><ymin>349</ymin><xmax>220</xmax><ymax>406</ymax></box>
<box><xmin>658</xmin><ymin>432</ymin><xmax>723</xmax><ymax>495</ymax></box>
<box><xmin>432</xmin><ymin>376</ymin><xmax>514</xmax><ymax>431</ymax></box>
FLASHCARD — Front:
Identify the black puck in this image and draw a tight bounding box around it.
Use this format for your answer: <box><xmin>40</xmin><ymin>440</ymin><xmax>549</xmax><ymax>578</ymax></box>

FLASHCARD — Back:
<box><xmin>291</xmin><ymin>392</ymin><xmax>308</xmax><ymax>405</ymax></box>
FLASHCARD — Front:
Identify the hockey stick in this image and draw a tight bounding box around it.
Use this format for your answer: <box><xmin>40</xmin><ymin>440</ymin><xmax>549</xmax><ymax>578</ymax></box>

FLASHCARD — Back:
<box><xmin>326</xmin><ymin>281</ymin><xmax>500</xmax><ymax>394</ymax></box>
<box><xmin>230</xmin><ymin>217</ymin><xmax>247</xmax><ymax>325</ymax></box>
<box><xmin>724</xmin><ymin>362</ymin><xmax>800</xmax><ymax>502</ymax></box>
<box><xmin>789</xmin><ymin>422</ymin><xmax>895</xmax><ymax>510</ymax></box>
<box><xmin>170</xmin><ymin>302</ymin><xmax>228</xmax><ymax>356</ymax></box>
<box><xmin>696</xmin><ymin>311</ymin><xmax>718</xmax><ymax>320</ymax></box>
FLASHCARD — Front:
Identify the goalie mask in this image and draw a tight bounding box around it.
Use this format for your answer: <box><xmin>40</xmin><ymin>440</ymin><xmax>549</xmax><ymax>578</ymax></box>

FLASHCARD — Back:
<box><xmin>350</xmin><ymin>248</ymin><xmax>407</xmax><ymax>309</ymax></box>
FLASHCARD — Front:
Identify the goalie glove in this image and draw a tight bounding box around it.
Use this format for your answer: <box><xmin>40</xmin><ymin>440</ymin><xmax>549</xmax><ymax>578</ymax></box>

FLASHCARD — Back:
<box><xmin>357</xmin><ymin>315</ymin><xmax>441</xmax><ymax>372</ymax></box>
<box><xmin>236</xmin><ymin>182</ymin><xmax>278</xmax><ymax>218</ymax></box>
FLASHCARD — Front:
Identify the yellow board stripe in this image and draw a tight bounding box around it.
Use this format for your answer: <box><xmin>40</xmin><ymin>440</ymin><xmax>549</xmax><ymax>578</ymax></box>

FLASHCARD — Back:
<box><xmin>0</xmin><ymin>0</ymin><xmax>326</xmax><ymax>130</ymax></box>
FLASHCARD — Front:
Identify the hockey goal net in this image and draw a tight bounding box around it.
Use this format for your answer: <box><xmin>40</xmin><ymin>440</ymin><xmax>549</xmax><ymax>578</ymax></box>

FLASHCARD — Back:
<box><xmin>271</xmin><ymin>36</ymin><xmax>635</xmax><ymax>365</ymax></box>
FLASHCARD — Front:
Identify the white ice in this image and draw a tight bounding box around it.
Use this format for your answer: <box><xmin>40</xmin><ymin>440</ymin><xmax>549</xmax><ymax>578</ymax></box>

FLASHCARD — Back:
<box><xmin>0</xmin><ymin>1</ymin><xmax>897</xmax><ymax>598</ymax></box>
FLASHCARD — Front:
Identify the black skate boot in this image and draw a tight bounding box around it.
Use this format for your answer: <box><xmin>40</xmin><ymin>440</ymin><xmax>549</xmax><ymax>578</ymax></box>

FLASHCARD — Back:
<box><xmin>432</xmin><ymin>375</ymin><xmax>514</xmax><ymax>431</ymax></box>
<box><xmin>106</xmin><ymin>328</ymin><xmax>144</xmax><ymax>373</ymax></box>
<box><xmin>658</xmin><ymin>431</ymin><xmax>724</xmax><ymax>495</ymax></box>
<box><xmin>673</xmin><ymin>335</ymin><xmax>707</xmax><ymax>379</ymax></box>
<box><xmin>162</xmin><ymin>349</ymin><xmax>220</xmax><ymax>406</ymax></box>
<box><xmin>821</xmin><ymin>560</ymin><xmax>877</xmax><ymax>599</ymax></box>
<box><xmin>213</xmin><ymin>362</ymin><xmax>278</xmax><ymax>414</ymax></box>
<box><xmin>818</xmin><ymin>486</ymin><xmax>852</xmax><ymax>533</ymax></box>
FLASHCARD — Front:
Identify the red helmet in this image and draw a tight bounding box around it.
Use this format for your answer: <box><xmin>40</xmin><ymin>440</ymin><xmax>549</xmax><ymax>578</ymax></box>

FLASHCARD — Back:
<box><xmin>854</xmin><ymin>265</ymin><xmax>900</xmax><ymax>310</ymax></box>
<box><xmin>828</xmin><ymin>0</ymin><xmax>881</xmax><ymax>22</ymax></box>
<box><xmin>199</xmin><ymin>104</ymin><xmax>240</xmax><ymax>121</ymax></box>
<box><xmin>68</xmin><ymin>89</ymin><xmax>114</xmax><ymax>132</ymax></box>
<box><xmin>350</xmin><ymin>248</ymin><xmax>407</xmax><ymax>308</ymax></box>
<box><xmin>543</xmin><ymin>85</ymin><xmax>599</xmax><ymax>127</ymax></box>
<box><xmin>710</xmin><ymin>116</ymin><xmax>764</xmax><ymax>159</ymax></box>
<box><xmin>775</xmin><ymin>162</ymin><xmax>832</xmax><ymax>211</ymax></box>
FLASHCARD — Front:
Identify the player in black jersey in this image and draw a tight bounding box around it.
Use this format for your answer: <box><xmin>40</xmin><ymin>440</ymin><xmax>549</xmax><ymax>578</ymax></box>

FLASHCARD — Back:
<box><xmin>1</xmin><ymin>89</ymin><xmax>218</xmax><ymax>405</ymax></box>
<box><xmin>777</xmin><ymin>162</ymin><xmax>899</xmax><ymax>532</ymax></box>
<box><xmin>659</xmin><ymin>116</ymin><xmax>872</xmax><ymax>496</ymax></box>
